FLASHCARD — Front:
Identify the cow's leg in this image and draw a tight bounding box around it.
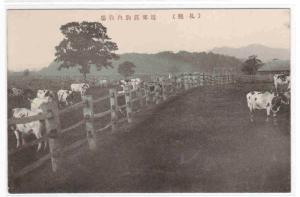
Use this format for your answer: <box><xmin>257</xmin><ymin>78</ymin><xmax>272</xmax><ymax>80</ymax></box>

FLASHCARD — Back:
<box><xmin>43</xmin><ymin>138</ymin><xmax>48</xmax><ymax>150</ymax></box>
<box><xmin>272</xmin><ymin>112</ymin><xmax>278</xmax><ymax>125</ymax></box>
<box><xmin>266</xmin><ymin>106</ymin><xmax>271</xmax><ymax>122</ymax></box>
<box><xmin>14</xmin><ymin>130</ymin><xmax>21</xmax><ymax>148</ymax></box>
<box><xmin>21</xmin><ymin>132</ymin><xmax>26</xmax><ymax>145</ymax></box>
<box><xmin>248</xmin><ymin>106</ymin><xmax>254</xmax><ymax>122</ymax></box>
<box><xmin>249</xmin><ymin>110</ymin><xmax>254</xmax><ymax>122</ymax></box>
<box><xmin>34</xmin><ymin>130</ymin><xmax>42</xmax><ymax>152</ymax></box>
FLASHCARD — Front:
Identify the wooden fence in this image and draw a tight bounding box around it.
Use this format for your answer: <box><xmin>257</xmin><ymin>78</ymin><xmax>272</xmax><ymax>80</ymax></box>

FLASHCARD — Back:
<box><xmin>8</xmin><ymin>73</ymin><xmax>235</xmax><ymax>187</ymax></box>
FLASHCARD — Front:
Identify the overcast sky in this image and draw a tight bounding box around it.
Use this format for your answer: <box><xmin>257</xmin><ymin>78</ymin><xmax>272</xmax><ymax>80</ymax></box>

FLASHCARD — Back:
<box><xmin>7</xmin><ymin>9</ymin><xmax>290</xmax><ymax>71</ymax></box>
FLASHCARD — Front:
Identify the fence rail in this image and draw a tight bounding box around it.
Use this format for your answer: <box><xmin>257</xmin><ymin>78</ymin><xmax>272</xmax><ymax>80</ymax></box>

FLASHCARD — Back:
<box><xmin>8</xmin><ymin>73</ymin><xmax>236</xmax><ymax>185</ymax></box>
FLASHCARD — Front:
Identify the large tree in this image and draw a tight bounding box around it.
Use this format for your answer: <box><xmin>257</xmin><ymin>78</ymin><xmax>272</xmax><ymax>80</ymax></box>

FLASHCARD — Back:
<box><xmin>54</xmin><ymin>21</ymin><xmax>119</xmax><ymax>80</ymax></box>
<box><xmin>241</xmin><ymin>55</ymin><xmax>263</xmax><ymax>75</ymax></box>
<box><xmin>118</xmin><ymin>61</ymin><xmax>136</xmax><ymax>79</ymax></box>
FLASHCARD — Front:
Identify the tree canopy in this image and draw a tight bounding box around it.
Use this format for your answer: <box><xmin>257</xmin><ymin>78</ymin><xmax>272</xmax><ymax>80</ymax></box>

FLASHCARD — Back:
<box><xmin>241</xmin><ymin>55</ymin><xmax>263</xmax><ymax>75</ymax></box>
<box><xmin>54</xmin><ymin>21</ymin><xmax>119</xmax><ymax>80</ymax></box>
<box><xmin>118</xmin><ymin>61</ymin><xmax>136</xmax><ymax>78</ymax></box>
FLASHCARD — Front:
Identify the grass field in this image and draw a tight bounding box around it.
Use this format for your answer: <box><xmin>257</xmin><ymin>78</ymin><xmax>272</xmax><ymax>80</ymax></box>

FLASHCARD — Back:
<box><xmin>9</xmin><ymin>82</ymin><xmax>290</xmax><ymax>193</ymax></box>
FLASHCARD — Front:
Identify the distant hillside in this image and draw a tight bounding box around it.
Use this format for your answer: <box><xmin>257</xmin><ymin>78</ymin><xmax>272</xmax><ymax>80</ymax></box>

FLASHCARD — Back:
<box><xmin>37</xmin><ymin>51</ymin><xmax>242</xmax><ymax>78</ymax></box>
<box><xmin>211</xmin><ymin>44</ymin><xmax>290</xmax><ymax>62</ymax></box>
<box><xmin>258</xmin><ymin>59</ymin><xmax>290</xmax><ymax>72</ymax></box>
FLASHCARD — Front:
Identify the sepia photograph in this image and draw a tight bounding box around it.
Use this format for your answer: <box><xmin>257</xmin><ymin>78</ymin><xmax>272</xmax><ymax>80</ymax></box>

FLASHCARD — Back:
<box><xmin>6</xmin><ymin>8</ymin><xmax>291</xmax><ymax>193</ymax></box>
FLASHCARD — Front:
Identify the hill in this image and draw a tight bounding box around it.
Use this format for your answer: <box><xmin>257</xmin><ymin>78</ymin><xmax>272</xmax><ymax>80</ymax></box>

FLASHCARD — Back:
<box><xmin>37</xmin><ymin>51</ymin><xmax>242</xmax><ymax>78</ymax></box>
<box><xmin>211</xmin><ymin>44</ymin><xmax>290</xmax><ymax>62</ymax></box>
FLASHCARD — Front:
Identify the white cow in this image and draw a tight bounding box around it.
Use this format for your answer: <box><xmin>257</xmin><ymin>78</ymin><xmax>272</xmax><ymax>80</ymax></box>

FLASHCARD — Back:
<box><xmin>37</xmin><ymin>89</ymin><xmax>56</xmax><ymax>99</ymax></box>
<box><xmin>71</xmin><ymin>83</ymin><xmax>90</xmax><ymax>97</ymax></box>
<box><xmin>274</xmin><ymin>74</ymin><xmax>290</xmax><ymax>92</ymax></box>
<box><xmin>11</xmin><ymin>108</ymin><xmax>46</xmax><ymax>151</ymax></box>
<box><xmin>119</xmin><ymin>78</ymin><xmax>142</xmax><ymax>92</ymax></box>
<box><xmin>57</xmin><ymin>89</ymin><xmax>74</xmax><ymax>106</ymax></box>
<box><xmin>130</xmin><ymin>78</ymin><xmax>142</xmax><ymax>90</ymax></box>
<box><xmin>31</xmin><ymin>97</ymin><xmax>53</xmax><ymax>110</ymax></box>
<box><xmin>246</xmin><ymin>91</ymin><xmax>284</xmax><ymax>122</ymax></box>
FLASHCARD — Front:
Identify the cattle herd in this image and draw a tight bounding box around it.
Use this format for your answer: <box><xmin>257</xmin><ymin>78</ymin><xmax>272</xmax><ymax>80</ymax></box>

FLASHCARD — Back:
<box><xmin>7</xmin><ymin>72</ymin><xmax>291</xmax><ymax>153</ymax></box>
<box><xmin>246</xmin><ymin>73</ymin><xmax>290</xmax><ymax>123</ymax></box>
<box><xmin>7</xmin><ymin>76</ymin><xmax>165</xmax><ymax>152</ymax></box>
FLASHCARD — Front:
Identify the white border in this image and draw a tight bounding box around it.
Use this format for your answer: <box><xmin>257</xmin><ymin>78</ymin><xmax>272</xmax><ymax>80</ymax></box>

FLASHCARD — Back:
<box><xmin>1</xmin><ymin>1</ymin><xmax>299</xmax><ymax>197</ymax></box>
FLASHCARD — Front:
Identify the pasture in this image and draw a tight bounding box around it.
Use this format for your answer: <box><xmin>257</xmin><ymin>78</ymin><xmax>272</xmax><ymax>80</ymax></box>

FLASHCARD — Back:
<box><xmin>9</xmin><ymin>81</ymin><xmax>290</xmax><ymax>193</ymax></box>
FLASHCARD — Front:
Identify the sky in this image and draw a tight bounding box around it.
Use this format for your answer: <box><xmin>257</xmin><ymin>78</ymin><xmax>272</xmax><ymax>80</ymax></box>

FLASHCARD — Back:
<box><xmin>7</xmin><ymin>9</ymin><xmax>290</xmax><ymax>71</ymax></box>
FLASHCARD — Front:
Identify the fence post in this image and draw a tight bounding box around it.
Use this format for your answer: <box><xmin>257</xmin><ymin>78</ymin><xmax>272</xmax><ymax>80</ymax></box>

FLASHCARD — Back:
<box><xmin>201</xmin><ymin>74</ymin><xmax>203</xmax><ymax>86</ymax></box>
<box><xmin>124</xmin><ymin>86</ymin><xmax>133</xmax><ymax>123</ymax></box>
<box><xmin>82</xmin><ymin>95</ymin><xmax>97</xmax><ymax>151</ymax></box>
<box><xmin>145</xmin><ymin>84</ymin><xmax>150</xmax><ymax>105</ymax></box>
<box><xmin>155</xmin><ymin>84</ymin><xmax>161</xmax><ymax>104</ymax></box>
<box><xmin>161</xmin><ymin>81</ymin><xmax>167</xmax><ymax>101</ymax></box>
<box><xmin>227</xmin><ymin>74</ymin><xmax>230</xmax><ymax>84</ymax></box>
<box><xmin>145</xmin><ymin>86</ymin><xmax>150</xmax><ymax>106</ymax></box>
<box><xmin>40</xmin><ymin>101</ymin><xmax>61</xmax><ymax>172</ymax></box>
<box><xmin>109</xmin><ymin>89</ymin><xmax>118</xmax><ymax>132</ymax></box>
<box><xmin>184</xmin><ymin>76</ymin><xmax>188</xmax><ymax>90</ymax></box>
<box><xmin>138</xmin><ymin>87</ymin><xmax>144</xmax><ymax>109</ymax></box>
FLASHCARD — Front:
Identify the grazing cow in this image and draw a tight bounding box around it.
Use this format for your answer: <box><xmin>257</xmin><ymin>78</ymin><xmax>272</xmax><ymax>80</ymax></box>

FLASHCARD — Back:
<box><xmin>11</xmin><ymin>108</ymin><xmax>46</xmax><ymax>151</ymax></box>
<box><xmin>274</xmin><ymin>74</ymin><xmax>290</xmax><ymax>92</ymax></box>
<box><xmin>71</xmin><ymin>83</ymin><xmax>90</xmax><ymax>97</ymax></box>
<box><xmin>57</xmin><ymin>90</ymin><xmax>74</xmax><ymax>107</ymax></box>
<box><xmin>246</xmin><ymin>91</ymin><xmax>285</xmax><ymax>122</ymax></box>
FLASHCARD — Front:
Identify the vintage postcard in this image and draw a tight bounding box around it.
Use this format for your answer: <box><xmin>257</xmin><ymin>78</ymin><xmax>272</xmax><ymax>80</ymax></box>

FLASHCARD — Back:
<box><xmin>6</xmin><ymin>8</ymin><xmax>291</xmax><ymax>193</ymax></box>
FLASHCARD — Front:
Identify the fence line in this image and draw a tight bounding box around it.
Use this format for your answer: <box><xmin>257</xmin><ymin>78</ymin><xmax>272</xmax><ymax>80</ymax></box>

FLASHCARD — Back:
<box><xmin>8</xmin><ymin>73</ymin><xmax>236</xmax><ymax>185</ymax></box>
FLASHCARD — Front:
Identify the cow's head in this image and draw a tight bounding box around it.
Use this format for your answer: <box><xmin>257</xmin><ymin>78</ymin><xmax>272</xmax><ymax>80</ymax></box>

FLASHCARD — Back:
<box><xmin>271</xmin><ymin>95</ymin><xmax>283</xmax><ymax>113</ymax></box>
<box><xmin>82</xmin><ymin>83</ymin><xmax>89</xmax><ymax>89</ymax></box>
<box><xmin>66</xmin><ymin>91</ymin><xmax>74</xmax><ymax>105</ymax></box>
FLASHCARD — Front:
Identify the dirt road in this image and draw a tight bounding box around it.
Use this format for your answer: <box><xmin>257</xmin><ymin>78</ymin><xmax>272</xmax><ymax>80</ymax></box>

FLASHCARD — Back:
<box><xmin>13</xmin><ymin>84</ymin><xmax>290</xmax><ymax>193</ymax></box>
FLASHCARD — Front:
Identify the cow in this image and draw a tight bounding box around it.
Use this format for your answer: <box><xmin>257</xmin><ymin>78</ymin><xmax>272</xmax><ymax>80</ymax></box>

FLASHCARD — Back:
<box><xmin>37</xmin><ymin>89</ymin><xmax>56</xmax><ymax>100</ymax></box>
<box><xmin>71</xmin><ymin>83</ymin><xmax>90</xmax><ymax>97</ymax></box>
<box><xmin>31</xmin><ymin>96</ymin><xmax>53</xmax><ymax>110</ymax></box>
<box><xmin>130</xmin><ymin>78</ymin><xmax>142</xmax><ymax>90</ymax></box>
<box><xmin>175</xmin><ymin>77</ymin><xmax>183</xmax><ymax>89</ymax></box>
<box><xmin>274</xmin><ymin>74</ymin><xmax>290</xmax><ymax>92</ymax></box>
<box><xmin>57</xmin><ymin>89</ymin><xmax>74</xmax><ymax>107</ymax></box>
<box><xmin>119</xmin><ymin>78</ymin><xmax>142</xmax><ymax>92</ymax></box>
<box><xmin>11</xmin><ymin>108</ymin><xmax>46</xmax><ymax>151</ymax></box>
<box><xmin>246</xmin><ymin>91</ymin><xmax>285</xmax><ymax>123</ymax></box>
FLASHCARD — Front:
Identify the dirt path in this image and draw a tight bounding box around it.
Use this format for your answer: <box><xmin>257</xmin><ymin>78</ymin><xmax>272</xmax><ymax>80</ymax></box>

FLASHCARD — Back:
<box><xmin>14</xmin><ymin>84</ymin><xmax>290</xmax><ymax>193</ymax></box>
